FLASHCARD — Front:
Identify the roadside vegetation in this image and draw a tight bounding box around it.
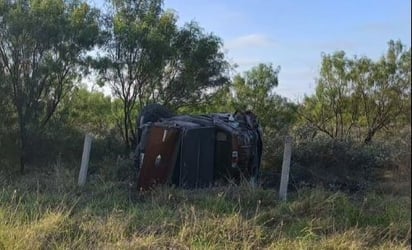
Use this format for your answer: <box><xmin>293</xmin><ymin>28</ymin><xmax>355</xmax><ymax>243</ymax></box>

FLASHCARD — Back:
<box><xmin>0</xmin><ymin>0</ymin><xmax>410</xmax><ymax>249</ymax></box>
<box><xmin>0</xmin><ymin>165</ymin><xmax>410</xmax><ymax>249</ymax></box>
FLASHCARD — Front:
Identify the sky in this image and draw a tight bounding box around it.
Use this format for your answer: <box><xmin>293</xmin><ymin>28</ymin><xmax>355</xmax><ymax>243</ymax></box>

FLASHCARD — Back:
<box><xmin>162</xmin><ymin>0</ymin><xmax>411</xmax><ymax>101</ymax></box>
<box><xmin>91</xmin><ymin>0</ymin><xmax>411</xmax><ymax>102</ymax></box>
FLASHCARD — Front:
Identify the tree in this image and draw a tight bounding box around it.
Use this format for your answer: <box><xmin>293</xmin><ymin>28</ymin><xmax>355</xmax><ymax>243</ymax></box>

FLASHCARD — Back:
<box><xmin>0</xmin><ymin>0</ymin><xmax>100</xmax><ymax>172</ymax></box>
<box><xmin>355</xmin><ymin>41</ymin><xmax>411</xmax><ymax>143</ymax></box>
<box><xmin>300</xmin><ymin>40</ymin><xmax>411</xmax><ymax>143</ymax></box>
<box><xmin>0</xmin><ymin>58</ymin><xmax>13</xmax><ymax>126</ymax></box>
<box><xmin>224</xmin><ymin>63</ymin><xmax>298</xmax><ymax>170</ymax></box>
<box><xmin>97</xmin><ymin>0</ymin><xmax>229</xmax><ymax>150</ymax></box>
<box><xmin>299</xmin><ymin>51</ymin><xmax>356</xmax><ymax>140</ymax></box>
<box><xmin>232</xmin><ymin>63</ymin><xmax>297</xmax><ymax>130</ymax></box>
<box><xmin>60</xmin><ymin>88</ymin><xmax>116</xmax><ymax>136</ymax></box>
<box><xmin>176</xmin><ymin>84</ymin><xmax>235</xmax><ymax>114</ymax></box>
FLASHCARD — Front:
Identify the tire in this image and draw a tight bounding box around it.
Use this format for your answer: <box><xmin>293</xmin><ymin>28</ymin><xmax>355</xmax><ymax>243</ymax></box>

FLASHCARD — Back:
<box><xmin>137</xmin><ymin>103</ymin><xmax>174</xmax><ymax>127</ymax></box>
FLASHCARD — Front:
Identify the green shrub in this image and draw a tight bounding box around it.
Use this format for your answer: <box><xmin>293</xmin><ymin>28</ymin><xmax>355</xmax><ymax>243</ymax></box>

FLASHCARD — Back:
<box><xmin>280</xmin><ymin>138</ymin><xmax>393</xmax><ymax>191</ymax></box>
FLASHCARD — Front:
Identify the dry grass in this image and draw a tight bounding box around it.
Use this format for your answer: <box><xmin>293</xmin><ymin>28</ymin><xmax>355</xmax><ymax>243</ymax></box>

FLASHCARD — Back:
<box><xmin>0</xmin><ymin>164</ymin><xmax>410</xmax><ymax>250</ymax></box>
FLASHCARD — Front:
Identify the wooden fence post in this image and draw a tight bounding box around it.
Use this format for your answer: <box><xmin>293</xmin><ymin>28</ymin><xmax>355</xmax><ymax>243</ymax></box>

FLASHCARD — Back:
<box><xmin>78</xmin><ymin>133</ymin><xmax>93</xmax><ymax>186</ymax></box>
<box><xmin>279</xmin><ymin>135</ymin><xmax>292</xmax><ymax>201</ymax></box>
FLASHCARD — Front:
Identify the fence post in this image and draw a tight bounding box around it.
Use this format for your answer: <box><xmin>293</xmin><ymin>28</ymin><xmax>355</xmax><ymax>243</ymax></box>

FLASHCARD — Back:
<box><xmin>78</xmin><ymin>133</ymin><xmax>93</xmax><ymax>186</ymax></box>
<box><xmin>279</xmin><ymin>135</ymin><xmax>292</xmax><ymax>201</ymax></box>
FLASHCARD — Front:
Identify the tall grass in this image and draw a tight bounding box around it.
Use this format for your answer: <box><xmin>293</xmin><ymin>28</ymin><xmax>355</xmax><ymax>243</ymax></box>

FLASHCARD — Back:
<box><xmin>0</xmin><ymin>164</ymin><xmax>410</xmax><ymax>250</ymax></box>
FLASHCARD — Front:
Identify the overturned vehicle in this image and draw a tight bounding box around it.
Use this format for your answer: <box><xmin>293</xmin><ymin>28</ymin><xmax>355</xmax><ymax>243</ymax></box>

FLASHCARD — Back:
<box><xmin>134</xmin><ymin>104</ymin><xmax>263</xmax><ymax>190</ymax></box>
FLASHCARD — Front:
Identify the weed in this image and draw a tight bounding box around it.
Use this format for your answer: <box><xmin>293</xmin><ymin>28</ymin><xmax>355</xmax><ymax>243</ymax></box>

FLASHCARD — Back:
<box><xmin>0</xmin><ymin>165</ymin><xmax>410</xmax><ymax>249</ymax></box>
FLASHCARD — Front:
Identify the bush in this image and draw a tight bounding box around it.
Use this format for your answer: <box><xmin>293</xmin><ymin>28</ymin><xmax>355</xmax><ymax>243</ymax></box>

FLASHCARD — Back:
<box><xmin>270</xmin><ymin>138</ymin><xmax>394</xmax><ymax>192</ymax></box>
<box><xmin>381</xmin><ymin>126</ymin><xmax>411</xmax><ymax>182</ymax></box>
<box><xmin>0</xmin><ymin>120</ymin><xmax>125</xmax><ymax>177</ymax></box>
<box><xmin>260</xmin><ymin>128</ymin><xmax>288</xmax><ymax>171</ymax></box>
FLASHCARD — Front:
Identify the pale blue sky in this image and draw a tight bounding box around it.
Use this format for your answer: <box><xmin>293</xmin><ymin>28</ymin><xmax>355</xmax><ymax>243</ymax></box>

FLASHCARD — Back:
<box><xmin>163</xmin><ymin>0</ymin><xmax>411</xmax><ymax>101</ymax></box>
<box><xmin>92</xmin><ymin>0</ymin><xmax>411</xmax><ymax>101</ymax></box>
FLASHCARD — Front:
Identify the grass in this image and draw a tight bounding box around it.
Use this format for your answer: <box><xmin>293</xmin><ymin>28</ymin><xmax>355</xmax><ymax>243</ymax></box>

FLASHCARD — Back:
<box><xmin>0</xmin><ymin>163</ymin><xmax>410</xmax><ymax>250</ymax></box>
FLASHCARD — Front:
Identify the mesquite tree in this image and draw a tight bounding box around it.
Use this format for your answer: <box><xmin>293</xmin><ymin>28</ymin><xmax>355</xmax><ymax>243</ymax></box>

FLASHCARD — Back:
<box><xmin>0</xmin><ymin>0</ymin><xmax>100</xmax><ymax>172</ymax></box>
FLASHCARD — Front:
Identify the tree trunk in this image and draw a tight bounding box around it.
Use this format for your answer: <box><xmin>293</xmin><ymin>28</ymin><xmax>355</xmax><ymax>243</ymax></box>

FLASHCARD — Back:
<box><xmin>18</xmin><ymin>116</ymin><xmax>27</xmax><ymax>174</ymax></box>
<box><xmin>363</xmin><ymin>130</ymin><xmax>375</xmax><ymax>144</ymax></box>
<box><xmin>123</xmin><ymin>101</ymin><xmax>130</xmax><ymax>151</ymax></box>
<box><xmin>19</xmin><ymin>144</ymin><xmax>26</xmax><ymax>174</ymax></box>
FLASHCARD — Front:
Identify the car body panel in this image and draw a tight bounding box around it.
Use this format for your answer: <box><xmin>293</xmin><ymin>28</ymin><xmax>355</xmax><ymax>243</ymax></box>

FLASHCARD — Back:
<box><xmin>178</xmin><ymin>127</ymin><xmax>215</xmax><ymax>188</ymax></box>
<box><xmin>135</xmin><ymin>111</ymin><xmax>262</xmax><ymax>190</ymax></box>
<box><xmin>136</xmin><ymin>125</ymin><xmax>181</xmax><ymax>189</ymax></box>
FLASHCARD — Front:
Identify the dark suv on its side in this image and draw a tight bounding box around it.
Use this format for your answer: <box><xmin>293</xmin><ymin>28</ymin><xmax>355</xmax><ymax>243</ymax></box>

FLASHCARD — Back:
<box><xmin>134</xmin><ymin>104</ymin><xmax>263</xmax><ymax>189</ymax></box>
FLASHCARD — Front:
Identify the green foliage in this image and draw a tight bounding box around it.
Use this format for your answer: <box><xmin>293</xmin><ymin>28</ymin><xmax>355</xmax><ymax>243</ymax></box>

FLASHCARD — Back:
<box><xmin>227</xmin><ymin>64</ymin><xmax>298</xmax><ymax>171</ymax></box>
<box><xmin>0</xmin><ymin>8</ymin><xmax>409</xmax><ymax>246</ymax></box>
<box><xmin>0</xmin><ymin>79</ymin><xmax>16</xmax><ymax>167</ymax></box>
<box><xmin>355</xmin><ymin>41</ymin><xmax>411</xmax><ymax>143</ymax></box>
<box><xmin>300</xmin><ymin>51</ymin><xmax>354</xmax><ymax>139</ymax></box>
<box><xmin>232</xmin><ymin>63</ymin><xmax>298</xmax><ymax>130</ymax></box>
<box><xmin>0</xmin><ymin>0</ymin><xmax>101</xmax><ymax>172</ymax></box>
<box><xmin>300</xmin><ymin>40</ymin><xmax>411</xmax><ymax>143</ymax></box>
<box><xmin>177</xmin><ymin>85</ymin><xmax>234</xmax><ymax>114</ymax></box>
<box><xmin>96</xmin><ymin>0</ymin><xmax>230</xmax><ymax>149</ymax></box>
<box><xmin>58</xmin><ymin>88</ymin><xmax>116</xmax><ymax>137</ymax></box>
<box><xmin>289</xmin><ymin>137</ymin><xmax>403</xmax><ymax>191</ymax></box>
<box><xmin>0</xmin><ymin>87</ymin><xmax>125</xmax><ymax>169</ymax></box>
<box><xmin>42</xmin><ymin>87</ymin><xmax>125</xmax><ymax>165</ymax></box>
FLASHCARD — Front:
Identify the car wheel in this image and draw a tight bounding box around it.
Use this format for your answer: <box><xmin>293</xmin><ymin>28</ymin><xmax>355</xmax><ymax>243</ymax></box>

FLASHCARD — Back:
<box><xmin>137</xmin><ymin>103</ymin><xmax>174</xmax><ymax>127</ymax></box>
